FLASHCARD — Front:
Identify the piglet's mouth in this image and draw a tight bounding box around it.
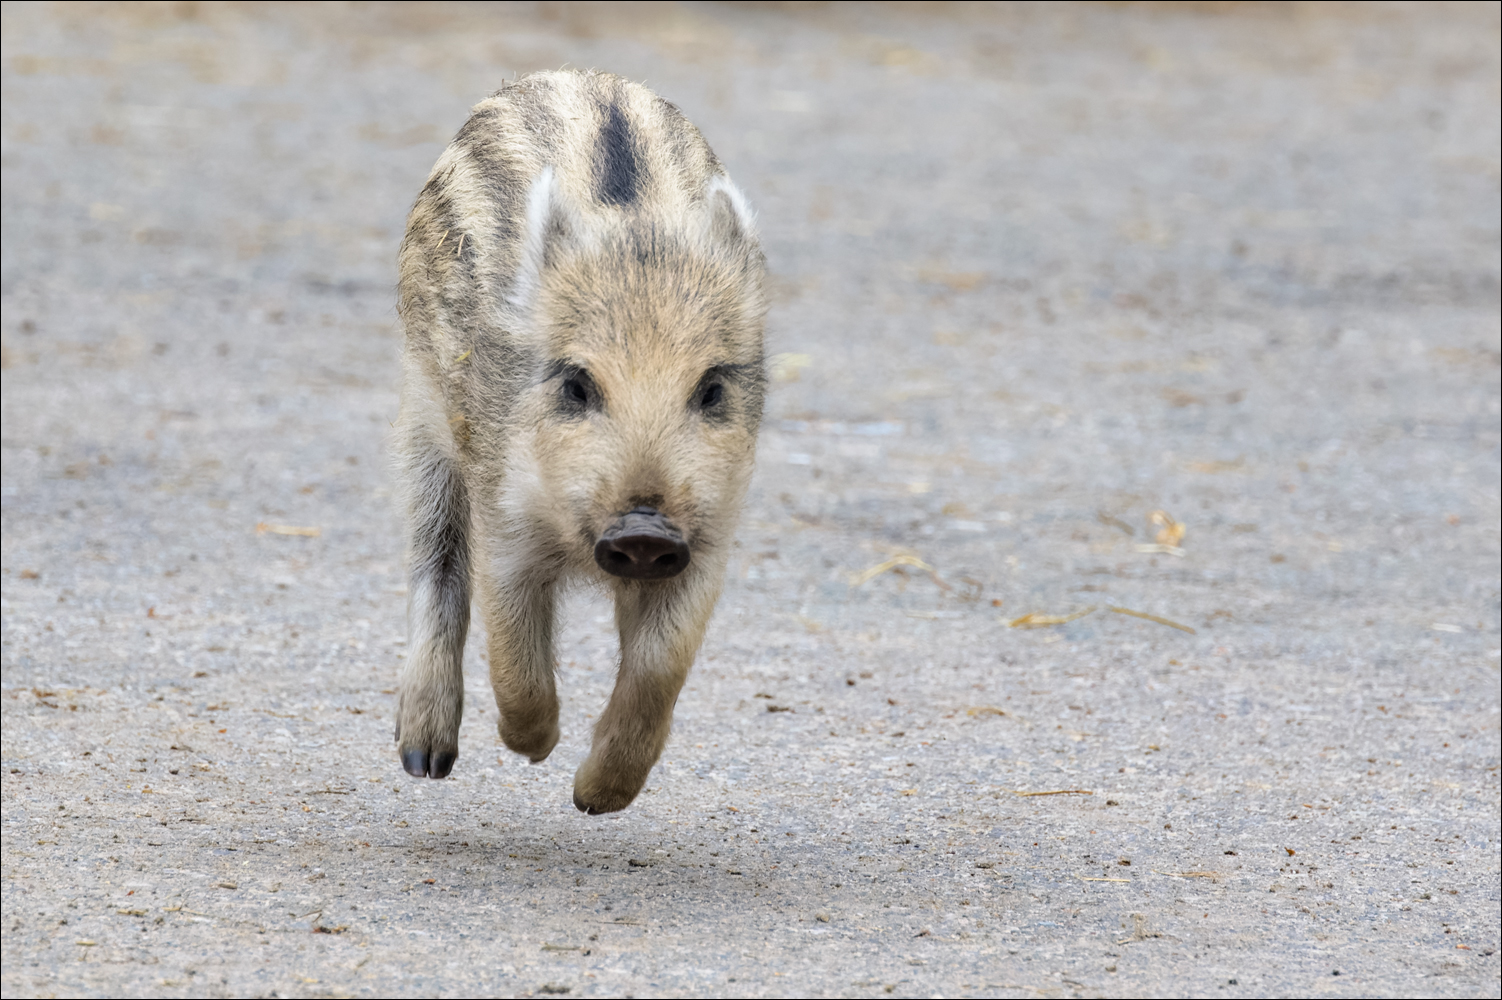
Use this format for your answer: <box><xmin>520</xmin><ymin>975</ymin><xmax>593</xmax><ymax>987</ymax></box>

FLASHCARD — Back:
<box><xmin>594</xmin><ymin>506</ymin><xmax>691</xmax><ymax>580</ymax></box>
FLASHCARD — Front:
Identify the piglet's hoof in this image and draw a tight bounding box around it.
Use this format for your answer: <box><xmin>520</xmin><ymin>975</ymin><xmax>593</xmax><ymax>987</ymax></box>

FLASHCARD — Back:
<box><xmin>498</xmin><ymin>718</ymin><xmax>560</xmax><ymax>764</ymax></box>
<box><xmin>572</xmin><ymin>760</ymin><xmax>645</xmax><ymax>814</ymax></box>
<box><xmin>401</xmin><ymin>747</ymin><xmax>456</xmax><ymax>779</ymax></box>
<box><xmin>573</xmin><ymin>787</ymin><xmax>622</xmax><ymax>816</ymax></box>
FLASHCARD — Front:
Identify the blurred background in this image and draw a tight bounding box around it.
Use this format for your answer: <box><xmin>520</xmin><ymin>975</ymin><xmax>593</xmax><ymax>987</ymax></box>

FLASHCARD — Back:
<box><xmin>2</xmin><ymin>3</ymin><xmax>1498</xmax><ymax>997</ymax></box>
<box><xmin>3</xmin><ymin>1</ymin><xmax>1497</xmax><ymax>649</ymax></box>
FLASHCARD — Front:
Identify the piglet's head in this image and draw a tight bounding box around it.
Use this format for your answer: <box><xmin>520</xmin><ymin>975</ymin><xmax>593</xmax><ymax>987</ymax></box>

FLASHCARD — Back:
<box><xmin>504</xmin><ymin>167</ymin><xmax>767</xmax><ymax>582</ymax></box>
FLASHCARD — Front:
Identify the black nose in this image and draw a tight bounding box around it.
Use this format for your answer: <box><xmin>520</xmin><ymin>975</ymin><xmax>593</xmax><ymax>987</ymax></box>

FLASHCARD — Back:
<box><xmin>594</xmin><ymin>507</ymin><xmax>691</xmax><ymax>580</ymax></box>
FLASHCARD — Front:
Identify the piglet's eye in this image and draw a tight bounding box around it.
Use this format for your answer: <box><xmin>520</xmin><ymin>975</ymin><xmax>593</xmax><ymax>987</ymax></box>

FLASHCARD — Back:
<box><xmin>559</xmin><ymin>370</ymin><xmax>595</xmax><ymax>411</ymax></box>
<box><xmin>699</xmin><ymin>382</ymin><xmax>723</xmax><ymax>408</ymax></box>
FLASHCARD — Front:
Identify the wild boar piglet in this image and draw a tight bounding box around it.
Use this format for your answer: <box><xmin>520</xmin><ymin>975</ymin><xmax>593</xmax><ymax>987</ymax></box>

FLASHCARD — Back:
<box><xmin>393</xmin><ymin>70</ymin><xmax>766</xmax><ymax>814</ymax></box>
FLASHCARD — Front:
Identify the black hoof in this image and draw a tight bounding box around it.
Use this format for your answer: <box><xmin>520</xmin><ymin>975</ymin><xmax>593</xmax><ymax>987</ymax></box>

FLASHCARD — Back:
<box><xmin>402</xmin><ymin>748</ymin><xmax>457</xmax><ymax>779</ymax></box>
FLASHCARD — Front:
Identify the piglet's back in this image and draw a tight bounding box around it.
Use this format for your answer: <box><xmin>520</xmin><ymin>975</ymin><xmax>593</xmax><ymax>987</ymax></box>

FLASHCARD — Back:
<box><xmin>397</xmin><ymin>70</ymin><xmax>727</xmax><ymax>361</ymax></box>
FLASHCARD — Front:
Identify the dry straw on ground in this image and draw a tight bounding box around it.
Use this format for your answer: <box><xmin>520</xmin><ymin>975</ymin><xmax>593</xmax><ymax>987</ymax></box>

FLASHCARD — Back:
<box><xmin>1008</xmin><ymin>607</ymin><xmax>1096</xmax><ymax>628</ymax></box>
<box><xmin>1136</xmin><ymin>508</ymin><xmax>1187</xmax><ymax>555</ymax></box>
<box><xmin>1106</xmin><ymin>605</ymin><xmax>1196</xmax><ymax>634</ymax></box>
<box><xmin>255</xmin><ymin>522</ymin><xmax>320</xmax><ymax>537</ymax></box>
<box><xmin>1006</xmin><ymin>605</ymin><xmax>1195</xmax><ymax>634</ymax></box>
<box><xmin>849</xmin><ymin>554</ymin><xmax>950</xmax><ymax>591</ymax></box>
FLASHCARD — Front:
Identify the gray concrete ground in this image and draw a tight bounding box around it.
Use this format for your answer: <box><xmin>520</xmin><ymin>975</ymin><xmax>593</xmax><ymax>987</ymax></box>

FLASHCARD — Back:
<box><xmin>2</xmin><ymin>2</ymin><xmax>1499</xmax><ymax>997</ymax></box>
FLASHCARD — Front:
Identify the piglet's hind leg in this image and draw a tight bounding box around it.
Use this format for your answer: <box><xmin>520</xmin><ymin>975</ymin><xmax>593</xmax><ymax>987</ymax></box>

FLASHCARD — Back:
<box><xmin>395</xmin><ymin>452</ymin><xmax>470</xmax><ymax>779</ymax></box>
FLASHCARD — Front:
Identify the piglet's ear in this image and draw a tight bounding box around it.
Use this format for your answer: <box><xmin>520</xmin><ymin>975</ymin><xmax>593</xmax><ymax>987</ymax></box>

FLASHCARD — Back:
<box><xmin>704</xmin><ymin>174</ymin><xmax>757</xmax><ymax>246</ymax></box>
<box><xmin>509</xmin><ymin>165</ymin><xmax>583</xmax><ymax>310</ymax></box>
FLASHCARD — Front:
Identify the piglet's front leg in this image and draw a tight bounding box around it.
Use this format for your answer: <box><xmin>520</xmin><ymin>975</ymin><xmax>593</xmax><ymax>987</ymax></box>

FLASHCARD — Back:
<box><xmin>572</xmin><ymin>569</ymin><xmax>721</xmax><ymax>814</ymax></box>
<box><xmin>482</xmin><ymin>572</ymin><xmax>561</xmax><ymax>764</ymax></box>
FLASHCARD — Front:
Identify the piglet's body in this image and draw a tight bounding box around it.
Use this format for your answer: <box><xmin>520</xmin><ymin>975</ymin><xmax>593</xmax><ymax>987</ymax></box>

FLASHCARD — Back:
<box><xmin>392</xmin><ymin>71</ymin><xmax>766</xmax><ymax>814</ymax></box>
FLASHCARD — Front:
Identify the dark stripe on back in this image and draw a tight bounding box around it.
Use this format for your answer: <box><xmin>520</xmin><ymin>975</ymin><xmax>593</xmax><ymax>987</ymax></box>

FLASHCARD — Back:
<box><xmin>594</xmin><ymin>101</ymin><xmax>641</xmax><ymax>206</ymax></box>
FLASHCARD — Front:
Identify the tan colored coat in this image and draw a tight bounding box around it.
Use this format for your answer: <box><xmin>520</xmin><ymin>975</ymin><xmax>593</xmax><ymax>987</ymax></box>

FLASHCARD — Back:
<box><xmin>393</xmin><ymin>70</ymin><xmax>765</xmax><ymax>813</ymax></box>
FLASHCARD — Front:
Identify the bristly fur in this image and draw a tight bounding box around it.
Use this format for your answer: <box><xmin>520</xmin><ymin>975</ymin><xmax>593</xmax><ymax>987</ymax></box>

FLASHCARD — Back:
<box><xmin>393</xmin><ymin>70</ymin><xmax>766</xmax><ymax>812</ymax></box>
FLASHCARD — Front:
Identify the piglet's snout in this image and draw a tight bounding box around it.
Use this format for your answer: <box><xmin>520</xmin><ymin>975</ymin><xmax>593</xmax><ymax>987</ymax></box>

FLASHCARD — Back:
<box><xmin>594</xmin><ymin>507</ymin><xmax>691</xmax><ymax>580</ymax></box>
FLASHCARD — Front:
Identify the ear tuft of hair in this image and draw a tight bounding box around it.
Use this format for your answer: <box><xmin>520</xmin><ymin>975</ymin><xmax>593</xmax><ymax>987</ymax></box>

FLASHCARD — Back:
<box><xmin>509</xmin><ymin>165</ymin><xmax>584</xmax><ymax>311</ymax></box>
<box><xmin>704</xmin><ymin>174</ymin><xmax>756</xmax><ymax>246</ymax></box>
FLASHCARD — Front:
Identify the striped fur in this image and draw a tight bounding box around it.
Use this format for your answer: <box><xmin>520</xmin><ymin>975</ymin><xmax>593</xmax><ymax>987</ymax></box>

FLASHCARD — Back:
<box><xmin>393</xmin><ymin>71</ymin><xmax>766</xmax><ymax>812</ymax></box>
